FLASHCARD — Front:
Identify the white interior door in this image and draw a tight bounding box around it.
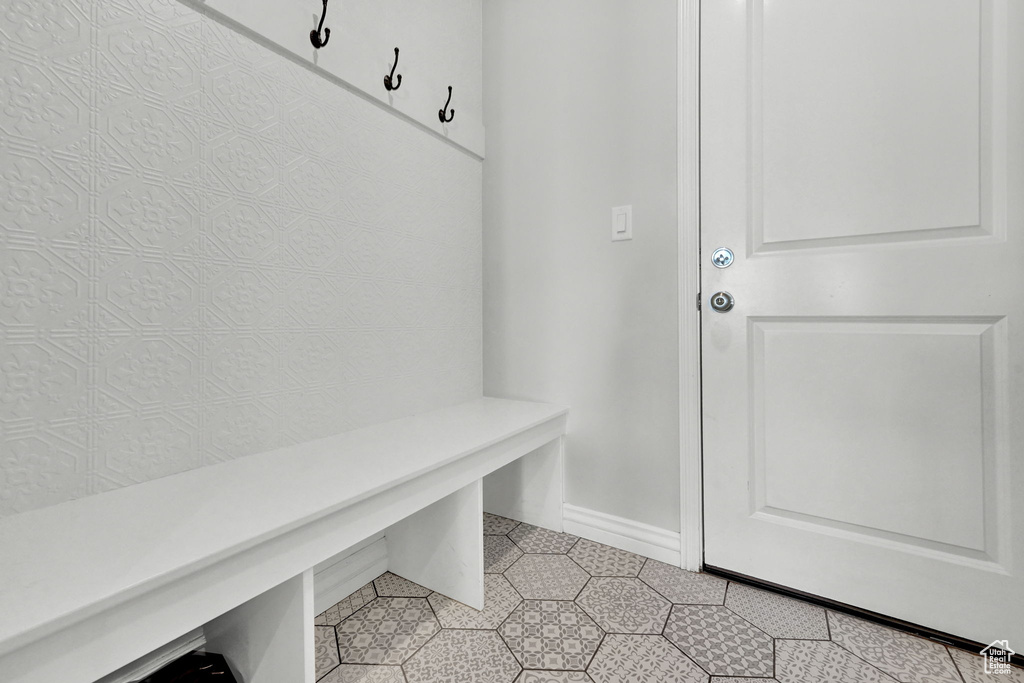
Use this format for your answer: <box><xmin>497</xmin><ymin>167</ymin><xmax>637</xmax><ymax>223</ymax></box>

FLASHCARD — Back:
<box><xmin>701</xmin><ymin>0</ymin><xmax>1024</xmax><ymax>646</ymax></box>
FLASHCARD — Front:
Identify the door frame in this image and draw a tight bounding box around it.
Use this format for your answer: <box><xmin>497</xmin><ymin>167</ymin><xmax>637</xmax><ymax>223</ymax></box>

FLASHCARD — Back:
<box><xmin>677</xmin><ymin>0</ymin><xmax>704</xmax><ymax>572</ymax></box>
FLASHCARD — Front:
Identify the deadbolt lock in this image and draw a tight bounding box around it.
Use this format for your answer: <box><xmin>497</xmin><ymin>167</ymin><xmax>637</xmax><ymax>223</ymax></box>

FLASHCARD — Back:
<box><xmin>711</xmin><ymin>248</ymin><xmax>734</xmax><ymax>268</ymax></box>
<box><xmin>709</xmin><ymin>291</ymin><xmax>734</xmax><ymax>313</ymax></box>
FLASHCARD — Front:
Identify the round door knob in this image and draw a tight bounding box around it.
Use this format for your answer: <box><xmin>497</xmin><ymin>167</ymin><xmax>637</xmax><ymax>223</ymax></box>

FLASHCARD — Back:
<box><xmin>711</xmin><ymin>247</ymin><xmax>734</xmax><ymax>268</ymax></box>
<box><xmin>709</xmin><ymin>291</ymin><xmax>734</xmax><ymax>312</ymax></box>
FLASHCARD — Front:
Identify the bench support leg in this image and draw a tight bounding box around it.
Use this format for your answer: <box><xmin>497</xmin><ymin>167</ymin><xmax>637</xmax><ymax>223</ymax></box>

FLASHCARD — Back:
<box><xmin>385</xmin><ymin>479</ymin><xmax>485</xmax><ymax>610</ymax></box>
<box><xmin>205</xmin><ymin>568</ymin><xmax>314</xmax><ymax>683</ymax></box>
<box><xmin>483</xmin><ymin>437</ymin><xmax>564</xmax><ymax>532</ymax></box>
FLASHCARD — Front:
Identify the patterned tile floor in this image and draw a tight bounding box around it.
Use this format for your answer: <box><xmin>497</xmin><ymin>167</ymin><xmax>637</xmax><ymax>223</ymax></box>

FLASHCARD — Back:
<box><xmin>314</xmin><ymin>514</ymin><xmax>1022</xmax><ymax>683</ymax></box>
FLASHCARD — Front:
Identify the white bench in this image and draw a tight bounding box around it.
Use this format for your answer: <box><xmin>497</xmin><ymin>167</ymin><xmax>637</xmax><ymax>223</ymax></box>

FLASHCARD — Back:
<box><xmin>0</xmin><ymin>398</ymin><xmax>568</xmax><ymax>683</ymax></box>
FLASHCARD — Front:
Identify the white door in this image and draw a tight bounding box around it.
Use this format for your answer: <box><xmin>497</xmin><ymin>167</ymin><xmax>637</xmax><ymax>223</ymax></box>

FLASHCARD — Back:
<box><xmin>701</xmin><ymin>0</ymin><xmax>1024</xmax><ymax>646</ymax></box>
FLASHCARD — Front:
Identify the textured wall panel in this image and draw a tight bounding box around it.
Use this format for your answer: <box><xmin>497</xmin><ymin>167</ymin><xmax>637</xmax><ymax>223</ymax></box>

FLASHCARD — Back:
<box><xmin>0</xmin><ymin>0</ymin><xmax>483</xmax><ymax>517</ymax></box>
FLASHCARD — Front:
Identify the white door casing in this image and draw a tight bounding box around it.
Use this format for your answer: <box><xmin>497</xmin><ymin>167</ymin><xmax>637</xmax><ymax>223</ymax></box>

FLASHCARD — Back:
<box><xmin>701</xmin><ymin>0</ymin><xmax>1024</xmax><ymax>646</ymax></box>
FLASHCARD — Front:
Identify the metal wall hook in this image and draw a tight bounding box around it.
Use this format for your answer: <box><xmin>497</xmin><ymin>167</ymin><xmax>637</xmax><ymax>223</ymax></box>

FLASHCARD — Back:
<box><xmin>310</xmin><ymin>0</ymin><xmax>330</xmax><ymax>49</ymax></box>
<box><xmin>384</xmin><ymin>47</ymin><xmax>402</xmax><ymax>91</ymax></box>
<box><xmin>438</xmin><ymin>86</ymin><xmax>454</xmax><ymax>123</ymax></box>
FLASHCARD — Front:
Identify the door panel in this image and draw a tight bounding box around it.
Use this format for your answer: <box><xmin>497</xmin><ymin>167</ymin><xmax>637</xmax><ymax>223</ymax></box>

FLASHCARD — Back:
<box><xmin>702</xmin><ymin>0</ymin><xmax>1023</xmax><ymax>646</ymax></box>
<box><xmin>753</xmin><ymin>317</ymin><xmax>997</xmax><ymax>553</ymax></box>
<box><xmin>761</xmin><ymin>0</ymin><xmax>981</xmax><ymax>244</ymax></box>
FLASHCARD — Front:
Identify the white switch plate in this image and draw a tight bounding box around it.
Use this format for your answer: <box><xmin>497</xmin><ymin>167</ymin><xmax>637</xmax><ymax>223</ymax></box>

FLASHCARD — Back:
<box><xmin>611</xmin><ymin>205</ymin><xmax>632</xmax><ymax>241</ymax></box>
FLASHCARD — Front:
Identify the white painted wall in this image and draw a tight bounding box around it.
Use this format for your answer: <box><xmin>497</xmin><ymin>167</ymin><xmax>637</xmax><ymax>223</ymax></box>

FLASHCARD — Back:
<box><xmin>482</xmin><ymin>0</ymin><xmax>681</xmax><ymax>531</ymax></box>
<box><xmin>0</xmin><ymin>0</ymin><xmax>483</xmax><ymax>517</ymax></box>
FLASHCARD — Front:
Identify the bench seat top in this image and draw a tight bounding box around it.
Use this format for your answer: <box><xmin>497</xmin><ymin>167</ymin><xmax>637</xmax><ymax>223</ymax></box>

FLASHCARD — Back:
<box><xmin>0</xmin><ymin>397</ymin><xmax>567</xmax><ymax>656</ymax></box>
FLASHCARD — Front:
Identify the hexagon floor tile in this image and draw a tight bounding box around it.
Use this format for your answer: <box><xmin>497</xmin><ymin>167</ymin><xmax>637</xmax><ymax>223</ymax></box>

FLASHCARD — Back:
<box><xmin>518</xmin><ymin>672</ymin><xmax>595</xmax><ymax>683</ymax></box>
<box><xmin>568</xmin><ymin>539</ymin><xmax>645</xmax><ymax>577</ymax></box>
<box><xmin>587</xmin><ymin>634</ymin><xmax>707</xmax><ymax>683</ymax></box>
<box><xmin>315</xmin><ymin>625</ymin><xmax>340</xmax><ymax>679</ymax></box>
<box><xmin>318</xmin><ymin>664</ymin><xmax>406</xmax><ymax>682</ymax></box>
<box><xmin>505</xmin><ymin>554</ymin><xmax>590</xmax><ymax>600</ymax></box>
<box><xmin>775</xmin><ymin>639</ymin><xmax>897</xmax><ymax>682</ymax></box>
<box><xmin>638</xmin><ymin>559</ymin><xmax>727</xmax><ymax>605</ymax></box>
<box><xmin>724</xmin><ymin>582</ymin><xmax>828</xmax><ymax>640</ymax></box>
<box><xmin>372</xmin><ymin>571</ymin><xmax>431</xmax><ymax>597</ymax></box>
<box><xmin>403</xmin><ymin>629</ymin><xmax>522</xmax><ymax>683</ymax></box>
<box><xmin>486</xmin><ymin>533</ymin><xmax>524</xmax><ymax>573</ymax></box>
<box><xmin>315</xmin><ymin>514</ymin><xmax>980</xmax><ymax>682</ymax></box>
<box><xmin>485</xmin><ymin>512</ymin><xmax>521</xmax><ymax>535</ymax></box>
<box><xmin>575</xmin><ymin>577</ymin><xmax>670</xmax><ymax>634</ymax></box>
<box><xmin>316</xmin><ymin>582</ymin><xmax>376</xmax><ymax>626</ymax></box>
<box><xmin>335</xmin><ymin>596</ymin><xmax>439</xmax><ymax>665</ymax></box>
<box><xmin>664</xmin><ymin>604</ymin><xmax>774</xmax><ymax>677</ymax></box>
<box><xmin>428</xmin><ymin>573</ymin><xmax>523</xmax><ymax>629</ymax></box>
<box><xmin>499</xmin><ymin>599</ymin><xmax>604</xmax><ymax>670</ymax></box>
<box><xmin>827</xmin><ymin>611</ymin><xmax>962</xmax><ymax>683</ymax></box>
<box><xmin>508</xmin><ymin>523</ymin><xmax>580</xmax><ymax>554</ymax></box>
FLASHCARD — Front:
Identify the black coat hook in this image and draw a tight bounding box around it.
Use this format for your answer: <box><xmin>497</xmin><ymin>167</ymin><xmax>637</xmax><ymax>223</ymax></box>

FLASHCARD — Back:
<box><xmin>310</xmin><ymin>0</ymin><xmax>330</xmax><ymax>49</ymax></box>
<box><xmin>384</xmin><ymin>47</ymin><xmax>402</xmax><ymax>91</ymax></box>
<box><xmin>438</xmin><ymin>86</ymin><xmax>454</xmax><ymax>123</ymax></box>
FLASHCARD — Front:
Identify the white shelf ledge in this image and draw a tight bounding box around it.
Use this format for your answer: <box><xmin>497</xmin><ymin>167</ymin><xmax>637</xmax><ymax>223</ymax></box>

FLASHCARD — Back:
<box><xmin>0</xmin><ymin>397</ymin><xmax>567</xmax><ymax>683</ymax></box>
<box><xmin>181</xmin><ymin>0</ymin><xmax>486</xmax><ymax>159</ymax></box>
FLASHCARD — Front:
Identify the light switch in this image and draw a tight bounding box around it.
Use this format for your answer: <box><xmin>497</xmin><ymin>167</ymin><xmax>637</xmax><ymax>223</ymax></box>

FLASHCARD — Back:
<box><xmin>611</xmin><ymin>205</ymin><xmax>632</xmax><ymax>241</ymax></box>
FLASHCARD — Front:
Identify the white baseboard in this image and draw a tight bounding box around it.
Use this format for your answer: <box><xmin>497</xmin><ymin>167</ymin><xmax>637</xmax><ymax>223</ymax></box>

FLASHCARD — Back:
<box><xmin>562</xmin><ymin>503</ymin><xmax>682</xmax><ymax>566</ymax></box>
<box><xmin>313</xmin><ymin>536</ymin><xmax>388</xmax><ymax>615</ymax></box>
<box><xmin>314</xmin><ymin>506</ymin><xmax>683</xmax><ymax>616</ymax></box>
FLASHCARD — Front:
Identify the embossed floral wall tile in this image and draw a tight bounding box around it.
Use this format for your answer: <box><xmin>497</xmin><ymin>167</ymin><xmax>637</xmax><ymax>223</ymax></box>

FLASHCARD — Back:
<box><xmin>0</xmin><ymin>0</ymin><xmax>482</xmax><ymax>517</ymax></box>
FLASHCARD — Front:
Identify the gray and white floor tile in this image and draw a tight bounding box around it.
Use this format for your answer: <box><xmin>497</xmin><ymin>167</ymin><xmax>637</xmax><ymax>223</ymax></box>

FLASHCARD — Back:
<box><xmin>505</xmin><ymin>553</ymin><xmax>590</xmax><ymax>600</ymax></box>
<box><xmin>639</xmin><ymin>559</ymin><xmax>728</xmax><ymax>605</ymax></box>
<box><xmin>827</xmin><ymin>611</ymin><xmax>961</xmax><ymax>683</ymax></box>
<box><xmin>315</xmin><ymin>605</ymin><xmax>337</xmax><ymax>627</ymax></box>
<box><xmin>587</xmin><ymin>633</ymin><xmax>707</xmax><ymax>683</ymax></box>
<box><xmin>335</xmin><ymin>596</ymin><xmax>439</xmax><ymax>665</ymax></box>
<box><xmin>775</xmin><ymin>639</ymin><xmax>897</xmax><ymax>683</ymax></box>
<box><xmin>429</xmin><ymin>573</ymin><xmax>523</xmax><ymax>630</ymax></box>
<box><xmin>724</xmin><ymin>582</ymin><xmax>828</xmax><ymax>640</ymax></box>
<box><xmin>316</xmin><ymin>582</ymin><xmax>377</xmax><ymax>626</ymax></box>
<box><xmin>517</xmin><ymin>672</ymin><xmax>595</xmax><ymax>683</ymax></box>
<box><xmin>403</xmin><ymin>629</ymin><xmax>522</xmax><ymax>683</ymax></box>
<box><xmin>372</xmin><ymin>571</ymin><xmax>432</xmax><ymax>598</ymax></box>
<box><xmin>575</xmin><ymin>577</ymin><xmax>671</xmax><ymax>634</ymax></box>
<box><xmin>315</xmin><ymin>515</ymin><xmax>1009</xmax><ymax>682</ymax></box>
<box><xmin>499</xmin><ymin>599</ymin><xmax>604</xmax><ymax>670</ymax></box>
<box><xmin>664</xmin><ymin>604</ymin><xmax>775</xmax><ymax>677</ymax></box>
<box><xmin>315</xmin><ymin>624</ymin><xmax>341</xmax><ymax>679</ymax></box>
<box><xmin>485</xmin><ymin>512</ymin><xmax>522</xmax><ymax>535</ymax></box>
<box><xmin>486</xmin><ymin>533</ymin><xmax>524</xmax><ymax>573</ymax></box>
<box><xmin>508</xmin><ymin>523</ymin><xmax>580</xmax><ymax>554</ymax></box>
<box><xmin>568</xmin><ymin>539</ymin><xmax>645</xmax><ymax>577</ymax></box>
<box><xmin>318</xmin><ymin>664</ymin><xmax>406</xmax><ymax>683</ymax></box>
